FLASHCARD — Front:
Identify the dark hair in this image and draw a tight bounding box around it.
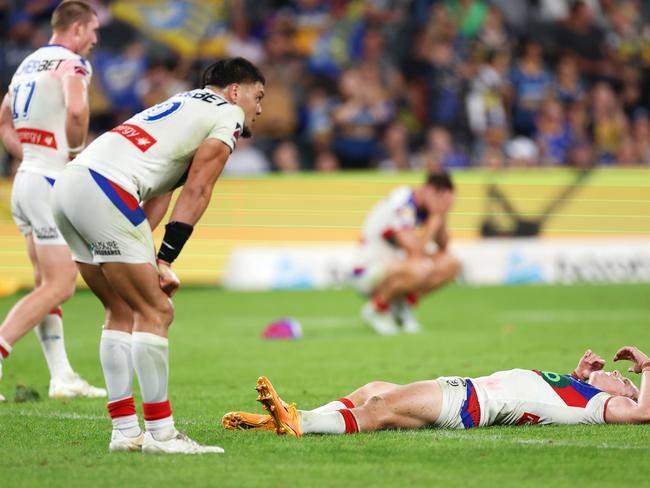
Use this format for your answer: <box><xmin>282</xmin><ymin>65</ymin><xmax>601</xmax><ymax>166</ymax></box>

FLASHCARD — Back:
<box><xmin>51</xmin><ymin>1</ymin><xmax>96</xmax><ymax>32</ymax></box>
<box><xmin>426</xmin><ymin>172</ymin><xmax>454</xmax><ymax>191</ymax></box>
<box><xmin>201</xmin><ymin>57</ymin><xmax>265</xmax><ymax>89</ymax></box>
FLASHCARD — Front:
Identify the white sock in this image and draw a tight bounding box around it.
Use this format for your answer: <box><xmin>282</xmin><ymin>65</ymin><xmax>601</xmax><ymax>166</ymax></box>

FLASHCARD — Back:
<box><xmin>100</xmin><ymin>329</ymin><xmax>133</xmax><ymax>402</ymax></box>
<box><xmin>311</xmin><ymin>400</ymin><xmax>350</xmax><ymax>413</ymax></box>
<box><xmin>300</xmin><ymin>410</ymin><xmax>347</xmax><ymax>434</ymax></box>
<box><xmin>34</xmin><ymin>309</ymin><xmax>74</xmax><ymax>379</ymax></box>
<box><xmin>132</xmin><ymin>332</ymin><xmax>175</xmax><ymax>440</ymax></box>
<box><xmin>113</xmin><ymin>414</ymin><xmax>141</xmax><ymax>437</ymax></box>
<box><xmin>144</xmin><ymin>416</ymin><xmax>175</xmax><ymax>440</ymax></box>
<box><xmin>132</xmin><ymin>332</ymin><xmax>169</xmax><ymax>403</ymax></box>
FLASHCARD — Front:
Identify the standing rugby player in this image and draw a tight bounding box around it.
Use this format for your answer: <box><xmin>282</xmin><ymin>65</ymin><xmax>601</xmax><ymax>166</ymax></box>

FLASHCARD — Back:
<box><xmin>52</xmin><ymin>57</ymin><xmax>265</xmax><ymax>454</ymax></box>
<box><xmin>0</xmin><ymin>1</ymin><xmax>105</xmax><ymax>401</ymax></box>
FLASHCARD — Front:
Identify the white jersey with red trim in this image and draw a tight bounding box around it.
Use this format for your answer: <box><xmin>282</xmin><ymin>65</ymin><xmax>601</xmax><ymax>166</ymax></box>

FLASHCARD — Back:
<box><xmin>9</xmin><ymin>44</ymin><xmax>92</xmax><ymax>178</ymax></box>
<box><xmin>356</xmin><ymin>186</ymin><xmax>426</xmax><ymax>264</ymax></box>
<box><xmin>72</xmin><ymin>88</ymin><xmax>245</xmax><ymax>201</ymax></box>
<box><xmin>471</xmin><ymin>369</ymin><xmax>611</xmax><ymax>427</ymax></box>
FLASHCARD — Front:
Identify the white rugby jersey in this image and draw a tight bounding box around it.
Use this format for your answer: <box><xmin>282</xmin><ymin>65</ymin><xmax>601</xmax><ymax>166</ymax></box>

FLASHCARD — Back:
<box><xmin>9</xmin><ymin>44</ymin><xmax>92</xmax><ymax>178</ymax></box>
<box><xmin>356</xmin><ymin>186</ymin><xmax>428</xmax><ymax>263</ymax></box>
<box><xmin>73</xmin><ymin>88</ymin><xmax>244</xmax><ymax>201</ymax></box>
<box><xmin>463</xmin><ymin>369</ymin><xmax>611</xmax><ymax>427</ymax></box>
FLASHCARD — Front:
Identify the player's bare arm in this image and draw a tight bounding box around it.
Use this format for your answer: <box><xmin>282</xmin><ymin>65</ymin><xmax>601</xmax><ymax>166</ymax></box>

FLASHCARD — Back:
<box><xmin>62</xmin><ymin>73</ymin><xmax>89</xmax><ymax>156</ymax></box>
<box><xmin>433</xmin><ymin>216</ymin><xmax>450</xmax><ymax>252</ymax></box>
<box><xmin>142</xmin><ymin>192</ymin><xmax>173</xmax><ymax>231</ymax></box>
<box><xmin>167</xmin><ymin>138</ymin><xmax>230</xmax><ymax>226</ymax></box>
<box><xmin>154</xmin><ymin>139</ymin><xmax>230</xmax><ymax>296</ymax></box>
<box><xmin>601</xmin><ymin>346</ymin><xmax>650</xmax><ymax>424</ymax></box>
<box><xmin>0</xmin><ymin>93</ymin><xmax>23</xmax><ymax>160</ymax></box>
<box><xmin>394</xmin><ymin>228</ymin><xmax>428</xmax><ymax>257</ymax></box>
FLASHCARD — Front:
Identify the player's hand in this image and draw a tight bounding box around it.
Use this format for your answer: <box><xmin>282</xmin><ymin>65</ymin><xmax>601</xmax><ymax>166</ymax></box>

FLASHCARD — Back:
<box><xmin>573</xmin><ymin>349</ymin><xmax>606</xmax><ymax>380</ymax></box>
<box><xmin>157</xmin><ymin>259</ymin><xmax>180</xmax><ymax>297</ymax></box>
<box><xmin>613</xmin><ymin>346</ymin><xmax>650</xmax><ymax>374</ymax></box>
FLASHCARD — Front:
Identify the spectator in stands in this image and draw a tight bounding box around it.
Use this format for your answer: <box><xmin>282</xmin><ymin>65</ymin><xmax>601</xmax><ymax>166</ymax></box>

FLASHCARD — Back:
<box><xmin>445</xmin><ymin>0</ymin><xmax>488</xmax><ymax>39</ymax></box>
<box><xmin>331</xmin><ymin>67</ymin><xmax>393</xmax><ymax>169</ymax></box>
<box><xmin>508</xmin><ymin>38</ymin><xmax>553</xmax><ymax>137</ymax></box>
<box><xmin>225</xmin><ymin>12</ymin><xmax>265</xmax><ymax>66</ymax></box>
<box><xmin>313</xmin><ymin>149</ymin><xmax>340</xmax><ymax>172</ymax></box>
<box><xmin>535</xmin><ymin>98</ymin><xmax>572</xmax><ymax>165</ymax></box>
<box><xmin>272</xmin><ymin>140</ymin><xmax>301</xmax><ymax>173</ymax></box>
<box><xmin>632</xmin><ymin>109</ymin><xmax>650</xmax><ymax>165</ymax></box>
<box><xmin>553</xmin><ymin>55</ymin><xmax>586</xmax><ymax>106</ymax></box>
<box><xmin>466</xmin><ymin>49</ymin><xmax>509</xmax><ymax>158</ymax></box>
<box><xmin>420</xmin><ymin>126</ymin><xmax>471</xmax><ymax>172</ymax></box>
<box><xmin>223</xmin><ymin>137</ymin><xmax>271</xmax><ymax>176</ymax></box>
<box><xmin>591</xmin><ymin>81</ymin><xmax>628</xmax><ymax>164</ymax></box>
<box><xmin>376</xmin><ymin>121</ymin><xmax>419</xmax><ymax>171</ymax></box>
<box><xmin>555</xmin><ymin>1</ymin><xmax>610</xmax><ymax>84</ymax></box>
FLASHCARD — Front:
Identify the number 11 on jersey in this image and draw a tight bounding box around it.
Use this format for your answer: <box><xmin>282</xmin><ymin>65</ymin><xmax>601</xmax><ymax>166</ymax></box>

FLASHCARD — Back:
<box><xmin>11</xmin><ymin>80</ymin><xmax>36</xmax><ymax>121</ymax></box>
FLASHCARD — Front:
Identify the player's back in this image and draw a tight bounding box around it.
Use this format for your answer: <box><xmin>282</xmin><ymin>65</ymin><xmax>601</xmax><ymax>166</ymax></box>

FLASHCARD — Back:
<box><xmin>361</xmin><ymin>186</ymin><xmax>418</xmax><ymax>243</ymax></box>
<box><xmin>473</xmin><ymin>368</ymin><xmax>611</xmax><ymax>426</ymax></box>
<box><xmin>9</xmin><ymin>45</ymin><xmax>92</xmax><ymax>178</ymax></box>
<box><xmin>73</xmin><ymin>88</ymin><xmax>244</xmax><ymax>201</ymax></box>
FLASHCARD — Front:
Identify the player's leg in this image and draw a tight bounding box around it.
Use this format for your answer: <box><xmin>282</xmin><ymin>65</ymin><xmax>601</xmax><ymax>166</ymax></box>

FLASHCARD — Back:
<box><xmin>53</xmin><ymin>165</ymin><xmax>221</xmax><ymax>453</ymax></box>
<box><xmin>77</xmin><ymin>262</ymin><xmax>142</xmax><ymax>452</ymax></box>
<box><xmin>375</xmin><ymin>252</ymin><xmax>460</xmax><ymax>332</ymax></box>
<box><xmin>348</xmin><ymin>380</ymin><xmax>443</xmax><ymax>432</ymax></box>
<box><xmin>299</xmin><ymin>380</ymin><xmax>442</xmax><ymax>434</ymax></box>
<box><xmin>0</xmin><ymin>242</ymin><xmax>75</xmax><ymax>346</ymax></box>
<box><xmin>223</xmin><ymin>380</ymin><xmax>401</xmax><ymax>431</ymax></box>
<box><xmin>257</xmin><ymin>376</ymin><xmax>443</xmax><ymax>435</ymax></box>
<box><xmin>100</xmin><ymin>261</ymin><xmax>222</xmax><ymax>454</ymax></box>
<box><xmin>31</xmin><ymin>242</ymin><xmax>106</xmax><ymax>398</ymax></box>
<box><xmin>355</xmin><ymin>261</ymin><xmax>401</xmax><ymax>335</ymax></box>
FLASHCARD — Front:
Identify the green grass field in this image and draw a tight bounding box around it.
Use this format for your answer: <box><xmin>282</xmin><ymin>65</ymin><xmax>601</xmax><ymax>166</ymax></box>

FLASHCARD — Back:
<box><xmin>1</xmin><ymin>284</ymin><xmax>650</xmax><ymax>487</ymax></box>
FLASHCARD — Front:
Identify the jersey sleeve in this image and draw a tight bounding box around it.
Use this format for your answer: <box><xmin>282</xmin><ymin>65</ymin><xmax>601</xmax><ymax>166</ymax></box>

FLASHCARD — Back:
<box><xmin>387</xmin><ymin>188</ymin><xmax>417</xmax><ymax>230</ymax></box>
<box><xmin>57</xmin><ymin>57</ymin><xmax>93</xmax><ymax>84</ymax></box>
<box><xmin>206</xmin><ymin>104</ymin><xmax>245</xmax><ymax>152</ymax></box>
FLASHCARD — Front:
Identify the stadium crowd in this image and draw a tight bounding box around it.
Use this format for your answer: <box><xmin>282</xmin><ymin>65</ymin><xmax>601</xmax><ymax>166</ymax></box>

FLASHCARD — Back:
<box><xmin>2</xmin><ymin>0</ymin><xmax>650</xmax><ymax>174</ymax></box>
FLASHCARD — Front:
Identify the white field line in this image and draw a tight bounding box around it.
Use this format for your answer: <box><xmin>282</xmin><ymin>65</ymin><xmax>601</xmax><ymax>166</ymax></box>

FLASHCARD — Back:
<box><xmin>0</xmin><ymin>409</ymin><xmax>197</xmax><ymax>425</ymax></box>
<box><xmin>1</xmin><ymin>410</ymin><xmax>647</xmax><ymax>450</ymax></box>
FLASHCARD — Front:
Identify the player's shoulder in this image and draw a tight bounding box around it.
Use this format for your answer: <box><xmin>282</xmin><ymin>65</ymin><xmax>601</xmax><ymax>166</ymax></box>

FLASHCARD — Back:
<box><xmin>387</xmin><ymin>186</ymin><xmax>413</xmax><ymax>205</ymax></box>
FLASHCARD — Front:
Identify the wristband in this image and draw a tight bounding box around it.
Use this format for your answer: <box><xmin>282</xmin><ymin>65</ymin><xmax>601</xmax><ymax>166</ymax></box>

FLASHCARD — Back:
<box><xmin>157</xmin><ymin>221</ymin><xmax>193</xmax><ymax>264</ymax></box>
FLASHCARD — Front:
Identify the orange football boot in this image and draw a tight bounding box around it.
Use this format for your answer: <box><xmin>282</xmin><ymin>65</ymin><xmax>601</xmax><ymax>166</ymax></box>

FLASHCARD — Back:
<box><xmin>256</xmin><ymin>376</ymin><xmax>302</xmax><ymax>437</ymax></box>
<box><xmin>222</xmin><ymin>411</ymin><xmax>276</xmax><ymax>431</ymax></box>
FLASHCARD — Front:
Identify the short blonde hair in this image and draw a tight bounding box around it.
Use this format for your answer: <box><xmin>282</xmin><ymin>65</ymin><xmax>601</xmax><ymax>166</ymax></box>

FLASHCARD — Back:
<box><xmin>51</xmin><ymin>1</ymin><xmax>97</xmax><ymax>32</ymax></box>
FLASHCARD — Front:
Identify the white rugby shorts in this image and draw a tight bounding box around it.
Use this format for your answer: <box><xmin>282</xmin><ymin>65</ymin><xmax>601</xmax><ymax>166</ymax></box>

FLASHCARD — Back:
<box><xmin>11</xmin><ymin>170</ymin><xmax>67</xmax><ymax>245</ymax></box>
<box><xmin>51</xmin><ymin>164</ymin><xmax>156</xmax><ymax>266</ymax></box>
<box><xmin>434</xmin><ymin>377</ymin><xmax>482</xmax><ymax>429</ymax></box>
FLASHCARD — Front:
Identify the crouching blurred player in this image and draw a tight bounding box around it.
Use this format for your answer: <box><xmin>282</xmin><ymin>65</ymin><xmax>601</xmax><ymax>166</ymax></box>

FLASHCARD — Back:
<box><xmin>51</xmin><ymin>57</ymin><xmax>265</xmax><ymax>454</ymax></box>
<box><xmin>224</xmin><ymin>347</ymin><xmax>650</xmax><ymax>435</ymax></box>
<box><xmin>350</xmin><ymin>172</ymin><xmax>460</xmax><ymax>335</ymax></box>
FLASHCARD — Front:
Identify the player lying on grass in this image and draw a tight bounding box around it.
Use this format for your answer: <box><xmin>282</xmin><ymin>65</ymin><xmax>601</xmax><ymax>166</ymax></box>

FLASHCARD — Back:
<box><xmin>223</xmin><ymin>346</ymin><xmax>650</xmax><ymax>435</ymax></box>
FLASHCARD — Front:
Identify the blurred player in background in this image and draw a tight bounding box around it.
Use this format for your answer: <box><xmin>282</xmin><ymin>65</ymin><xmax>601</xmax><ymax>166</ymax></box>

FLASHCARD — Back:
<box><xmin>351</xmin><ymin>172</ymin><xmax>460</xmax><ymax>335</ymax></box>
<box><xmin>224</xmin><ymin>346</ymin><xmax>650</xmax><ymax>435</ymax></box>
<box><xmin>0</xmin><ymin>1</ymin><xmax>105</xmax><ymax>401</ymax></box>
<box><xmin>52</xmin><ymin>57</ymin><xmax>265</xmax><ymax>454</ymax></box>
